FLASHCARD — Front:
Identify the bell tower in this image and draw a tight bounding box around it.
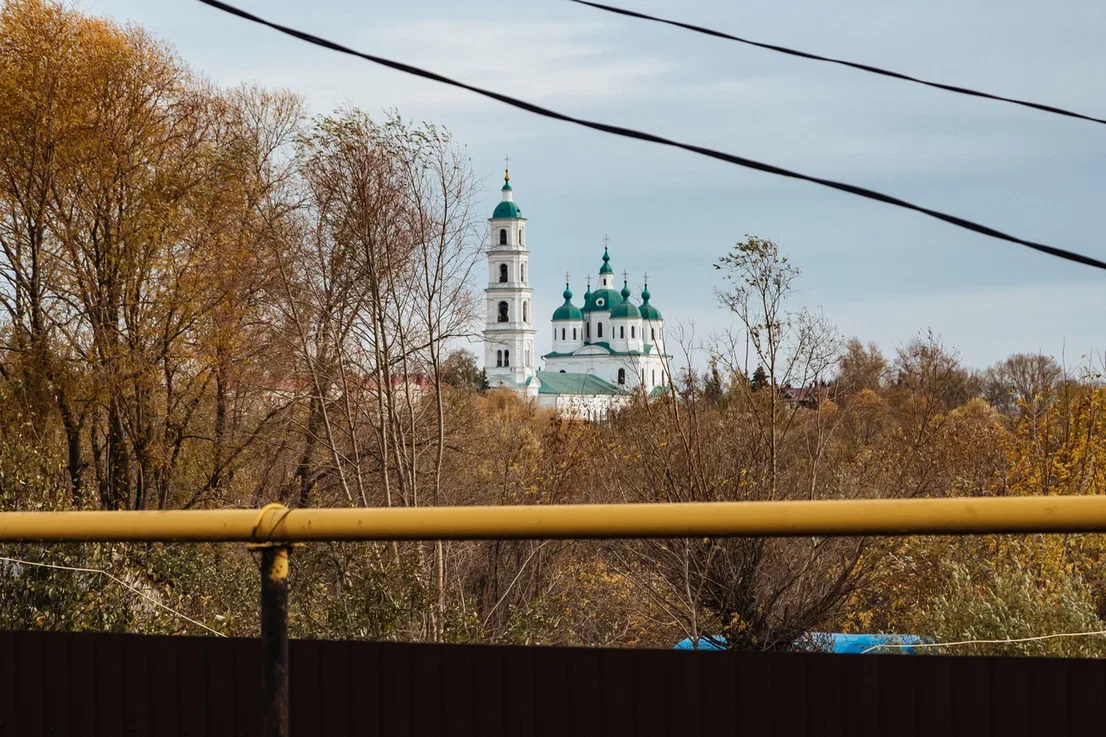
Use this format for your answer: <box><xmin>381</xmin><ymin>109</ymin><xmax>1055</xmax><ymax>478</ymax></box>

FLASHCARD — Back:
<box><xmin>483</xmin><ymin>163</ymin><xmax>536</xmax><ymax>391</ymax></box>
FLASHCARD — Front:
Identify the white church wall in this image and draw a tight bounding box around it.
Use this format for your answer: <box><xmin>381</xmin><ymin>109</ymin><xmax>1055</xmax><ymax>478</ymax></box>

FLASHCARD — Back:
<box><xmin>643</xmin><ymin>319</ymin><xmax>665</xmax><ymax>355</ymax></box>
<box><xmin>542</xmin><ymin>352</ymin><xmax>651</xmax><ymax>390</ymax></box>
<box><xmin>551</xmin><ymin>320</ymin><xmax>585</xmax><ymax>353</ymax></box>
<box><xmin>609</xmin><ymin>317</ymin><xmax>644</xmax><ymax>353</ymax></box>
<box><xmin>553</xmin><ymin>393</ymin><xmax>628</xmax><ymax>421</ymax></box>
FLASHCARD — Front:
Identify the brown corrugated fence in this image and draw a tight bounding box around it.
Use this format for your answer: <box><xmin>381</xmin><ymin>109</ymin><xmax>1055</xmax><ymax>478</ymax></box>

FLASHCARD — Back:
<box><xmin>1</xmin><ymin>630</ymin><xmax>1103</xmax><ymax>736</ymax></box>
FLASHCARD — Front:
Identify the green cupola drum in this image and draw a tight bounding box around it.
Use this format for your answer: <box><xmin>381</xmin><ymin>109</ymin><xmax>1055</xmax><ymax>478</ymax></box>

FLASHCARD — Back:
<box><xmin>609</xmin><ymin>279</ymin><xmax>641</xmax><ymax>319</ymax></box>
<box><xmin>552</xmin><ymin>282</ymin><xmax>584</xmax><ymax>321</ymax></box>
<box><xmin>639</xmin><ymin>279</ymin><xmax>662</xmax><ymax>321</ymax></box>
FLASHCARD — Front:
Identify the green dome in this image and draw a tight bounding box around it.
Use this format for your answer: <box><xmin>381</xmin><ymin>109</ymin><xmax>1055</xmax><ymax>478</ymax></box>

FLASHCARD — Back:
<box><xmin>640</xmin><ymin>285</ymin><xmax>662</xmax><ymax>320</ymax></box>
<box><xmin>599</xmin><ymin>247</ymin><xmax>613</xmax><ymax>275</ymax></box>
<box><xmin>610</xmin><ymin>281</ymin><xmax>640</xmax><ymax>319</ymax></box>
<box><xmin>610</xmin><ymin>301</ymin><xmax>640</xmax><ymax>319</ymax></box>
<box><xmin>491</xmin><ymin>172</ymin><xmax>522</xmax><ymax>219</ymax></box>
<box><xmin>552</xmin><ymin>284</ymin><xmax>583</xmax><ymax>321</ymax></box>
<box><xmin>583</xmin><ymin>288</ymin><xmax>623</xmax><ymax>312</ymax></box>
<box><xmin>553</xmin><ymin>304</ymin><xmax>584</xmax><ymax>321</ymax></box>
<box><xmin>492</xmin><ymin>200</ymin><xmax>522</xmax><ymax>219</ymax></box>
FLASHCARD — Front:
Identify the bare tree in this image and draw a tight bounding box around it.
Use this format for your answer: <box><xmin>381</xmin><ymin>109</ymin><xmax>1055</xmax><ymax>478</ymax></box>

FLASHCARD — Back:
<box><xmin>713</xmin><ymin>236</ymin><xmax>839</xmax><ymax>495</ymax></box>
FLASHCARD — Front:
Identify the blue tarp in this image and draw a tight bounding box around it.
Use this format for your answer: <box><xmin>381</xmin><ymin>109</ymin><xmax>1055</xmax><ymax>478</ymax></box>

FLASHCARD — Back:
<box><xmin>674</xmin><ymin>633</ymin><xmax>925</xmax><ymax>654</ymax></box>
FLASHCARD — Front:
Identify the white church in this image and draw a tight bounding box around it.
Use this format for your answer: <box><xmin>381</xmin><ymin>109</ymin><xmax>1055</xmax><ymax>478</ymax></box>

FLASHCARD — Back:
<box><xmin>482</xmin><ymin>169</ymin><xmax>670</xmax><ymax>417</ymax></box>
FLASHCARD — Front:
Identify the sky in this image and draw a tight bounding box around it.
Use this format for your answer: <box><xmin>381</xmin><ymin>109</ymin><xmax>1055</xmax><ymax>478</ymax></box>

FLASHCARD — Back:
<box><xmin>84</xmin><ymin>0</ymin><xmax>1106</xmax><ymax>370</ymax></box>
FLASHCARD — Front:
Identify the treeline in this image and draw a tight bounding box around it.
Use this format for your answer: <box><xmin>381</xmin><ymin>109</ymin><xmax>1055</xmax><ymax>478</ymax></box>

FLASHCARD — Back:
<box><xmin>2</xmin><ymin>0</ymin><xmax>1105</xmax><ymax>655</ymax></box>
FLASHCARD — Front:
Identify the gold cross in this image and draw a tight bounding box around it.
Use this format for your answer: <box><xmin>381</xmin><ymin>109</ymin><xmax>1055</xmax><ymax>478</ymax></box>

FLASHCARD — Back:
<box><xmin>504</xmin><ymin>155</ymin><xmax>510</xmax><ymax>181</ymax></box>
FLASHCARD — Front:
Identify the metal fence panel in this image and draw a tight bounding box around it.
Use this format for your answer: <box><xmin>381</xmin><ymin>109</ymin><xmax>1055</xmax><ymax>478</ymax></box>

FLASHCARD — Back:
<box><xmin>1</xmin><ymin>630</ymin><xmax>1104</xmax><ymax>736</ymax></box>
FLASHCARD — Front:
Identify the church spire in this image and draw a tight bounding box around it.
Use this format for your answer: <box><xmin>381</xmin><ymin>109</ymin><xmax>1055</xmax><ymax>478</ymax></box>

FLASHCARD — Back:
<box><xmin>491</xmin><ymin>158</ymin><xmax>521</xmax><ymax>219</ymax></box>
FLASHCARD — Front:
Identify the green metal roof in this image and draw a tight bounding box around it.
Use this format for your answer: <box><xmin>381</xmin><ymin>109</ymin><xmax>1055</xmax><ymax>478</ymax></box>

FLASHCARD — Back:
<box><xmin>610</xmin><ymin>301</ymin><xmax>641</xmax><ymax>319</ymax></box>
<box><xmin>610</xmin><ymin>282</ymin><xmax>640</xmax><ymax>319</ymax></box>
<box><xmin>536</xmin><ymin>370</ymin><xmax>625</xmax><ymax>396</ymax></box>
<box><xmin>552</xmin><ymin>285</ymin><xmax>583</xmax><ymax>321</ymax></box>
<box><xmin>640</xmin><ymin>285</ymin><xmax>662</xmax><ymax>320</ymax></box>
<box><xmin>543</xmin><ymin>342</ymin><xmax>661</xmax><ymax>359</ymax></box>
<box><xmin>582</xmin><ymin>288</ymin><xmax>622</xmax><ymax>312</ymax></box>
<box><xmin>491</xmin><ymin>200</ymin><xmax>522</xmax><ymax>219</ymax></box>
<box><xmin>599</xmin><ymin>247</ymin><xmax>613</xmax><ymax>275</ymax></box>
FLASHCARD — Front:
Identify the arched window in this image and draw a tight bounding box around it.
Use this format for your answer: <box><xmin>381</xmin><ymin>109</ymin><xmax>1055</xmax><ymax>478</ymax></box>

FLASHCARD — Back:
<box><xmin>572</xmin><ymin>328</ymin><xmax>577</xmax><ymax>340</ymax></box>
<box><xmin>499</xmin><ymin>264</ymin><xmax>508</xmax><ymax>283</ymax></box>
<box><xmin>619</xmin><ymin>326</ymin><xmax>625</xmax><ymax>339</ymax></box>
<box><xmin>641</xmin><ymin>369</ymin><xmax>645</xmax><ymax>383</ymax></box>
<box><xmin>499</xmin><ymin>229</ymin><xmax>507</xmax><ymax>245</ymax></box>
<box><xmin>496</xmin><ymin>350</ymin><xmax>503</xmax><ymax>367</ymax></box>
<box><xmin>617</xmin><ymin>368</ymin><xmax>626</xmax><ymax>385</ymax></box>
<box><xmin>651</xmin><ymin>328</ymin><xmax>656</xmax><ymax>341</ymax></box>
<box><xmin>519</xmin><ymin>228</ymin><xmax>524</xmax><ymax>245</ymax></box>
<box><xmin>631</xmin><ymin>326</ymin><xmax>636</xmax><ymax>339</ymax></box>
<box><xmin>503</xmin><ymin>349</ymin><xmax>510</xmax><ymax>367</ymax></box>
<box><xmin>498</xmin><ymin>301</ymin><xmax>509</xmax><ymax>323</ymax></box>
<box><xmin>521</xmin><ymin>263</ymin><xmax>526</xmax><ymax>283</ymax></box>
<box><xmin>585</xmin><ymin>323</ymin><xmax>590</xmax><ymax>339</ymax></box>
<box><xmin>597</xmin><ymin>322</ymin><xmax>603</xmax><ymax>338</ymax></box>
<box><xmin>561</xmin><ymin>328</ymin><xmax>565</xmax><ymax>340</ymax></box>
<box><xmin>652</xmin><ymin>369</ymin><xmax>656</xmax><ymax>385</ymax></box>
<box><xmin>559</xmin><ymin>369</ymin><xmax>566</xmax><ymax>374</ymax></box>
<box><xmin>522</xmin><ymin>301</ymin><xmax>529</xmax><ymax>322</ymax></box>
<box><xmin>525</xmin><ymin>349</ymin><xmax>530</xmax><ymax>367</ymax></box>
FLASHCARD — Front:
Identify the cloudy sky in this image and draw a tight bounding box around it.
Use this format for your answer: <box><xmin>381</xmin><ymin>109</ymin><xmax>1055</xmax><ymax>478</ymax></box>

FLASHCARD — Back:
<box><xmin>85</xmin><ymin>0</ymin><xmax>1105</xmax><ymax>369</ymax></box>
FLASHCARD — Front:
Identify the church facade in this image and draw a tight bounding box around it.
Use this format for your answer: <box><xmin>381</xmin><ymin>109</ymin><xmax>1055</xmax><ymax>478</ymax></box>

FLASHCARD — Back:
<box><xmin>482</xmin><ymin>170</ymin><xmax>669</xmax><ymax>417</ymax></box>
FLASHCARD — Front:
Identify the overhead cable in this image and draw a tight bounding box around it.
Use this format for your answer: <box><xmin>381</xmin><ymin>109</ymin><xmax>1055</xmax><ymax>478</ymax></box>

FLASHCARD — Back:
<box><xmin>863</xmin><ymin>628</ymin><xmax>1106</xmax><ymax>654</ymax></box>
<box><xmin>195</xmin><ymin>0</ymin><xmax>1106</xmax><ymax>273</ymax></box>
<box><xmin>0</xmin><ymin>555</ymin><xmax>226</xmax><ymax>637</ymax></box>
<box><xmin>569</xmin><ymin>0</ymin><xmax>1106</xmax><ymax>128</ymax></box>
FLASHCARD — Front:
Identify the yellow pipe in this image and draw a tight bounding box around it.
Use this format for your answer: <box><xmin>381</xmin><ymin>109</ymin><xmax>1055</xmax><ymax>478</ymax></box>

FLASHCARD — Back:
<box><xmin>1</xmin><ymin>496</ymin><xmax>1106</xmax><ymax>542</ymax></box>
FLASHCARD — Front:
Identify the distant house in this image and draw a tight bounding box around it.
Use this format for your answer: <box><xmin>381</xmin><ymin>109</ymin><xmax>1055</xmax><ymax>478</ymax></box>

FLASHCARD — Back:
<box><xmin>780</xmin><ymin>383</ymin><xmax>820</xmax><ymax>409</ymax></box>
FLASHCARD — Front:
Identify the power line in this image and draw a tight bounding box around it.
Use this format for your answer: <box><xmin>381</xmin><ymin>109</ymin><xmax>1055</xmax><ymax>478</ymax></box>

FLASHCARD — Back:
<box><xmin>862</xmin><ymin>628</ymin><xmax>1106</xmax><ymax>654</ymax></box>
<box><xmin>569</xmin><ymin>0</ymin><xmax>1106</xmax><ymax>128</ymax></box>
<box><xmin>195</xmin><ymin>0</ymin><xmax>1106</xmax><ymax>273</ymax></box>
<box><xmin>0</xmin><ymin>555</ymin><xmax>226</xmax><ymax>637</ymax></box>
